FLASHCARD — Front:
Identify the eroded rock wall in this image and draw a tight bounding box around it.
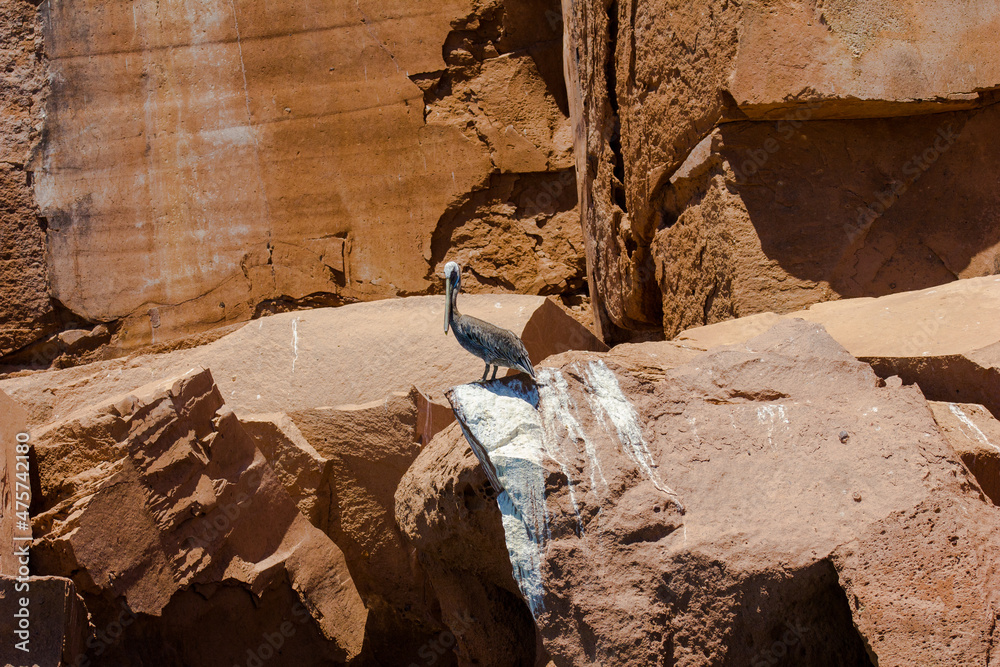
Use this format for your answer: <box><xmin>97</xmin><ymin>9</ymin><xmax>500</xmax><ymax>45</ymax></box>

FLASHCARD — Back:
<box><xmin>565</xmin><ymin>0</ymin><xmax>1000</xmax><ymax>342</ymax></box>
<box><xmin>1</xmin><ymin>0</ymin><xmax>587</xmax><ymax>362</ymax></box>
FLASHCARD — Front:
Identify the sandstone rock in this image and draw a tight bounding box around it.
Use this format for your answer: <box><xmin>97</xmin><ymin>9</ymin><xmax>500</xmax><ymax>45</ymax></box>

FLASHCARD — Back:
<box><xmin>676</xmin><ymin>276</ymin><xmax>1000</xmax><ymax>417</ymax></box>
<box><xmin>245</xmin><ymin>389</ymin><xmax>452</xmax><ymax>664</ymax></box>
<box><xmin>563</xmin><ymin>0</ymin><xmax>1000</xmax><ymax>341</ymax></box>
<box><xmin>929</xmin><ymin>401</ymin><xmax>1000</xmax><ymax>506</ymax></box>
<box><xmin>395</xmin><ymin>422</ymin><xmax>543</xmax><ymax>666</ymax></box>
<box><xmin>14</xmin><ymin>0</ymin><xmax>581</xmax><ymax>356</ymax></box>
<box><xmin>29</xmin><ymin>367</ymin><xmax>368</xmax><ymax>665</ymax></box>
<box><xmin>0</xmin><ymin>0</ymin><xmax>51</xmax><ymax>356</ymax></box>
<box><xmin>1</xmin><ymin>294</ymin><xmax>606</xmax><ymax>427</ymax></box>
<box><xmin>0</xmin><ymin>575</ymin><xmax>89</xmax><ymax>667</ymax></box>
<box><xmin>442</xmin><ymin>319</ymin><xmax>1000</xmax><ymax>665</ymax></box>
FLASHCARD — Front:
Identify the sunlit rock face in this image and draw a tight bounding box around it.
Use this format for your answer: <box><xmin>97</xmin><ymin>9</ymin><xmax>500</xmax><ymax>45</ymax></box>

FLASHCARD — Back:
<box><xmin>441</xmin><ymin>319</ymin><xmax>1000</xmax><ymax>666</ymax></box>
<box><xmin>8</xmin><ymin>0</ymin><xmax>582</xmax><ymax>356</ymax></box>
<box><xmin>562</xmin><ymin>0</ymin><xmax>1000</xmax><ymax>342</ymax></box>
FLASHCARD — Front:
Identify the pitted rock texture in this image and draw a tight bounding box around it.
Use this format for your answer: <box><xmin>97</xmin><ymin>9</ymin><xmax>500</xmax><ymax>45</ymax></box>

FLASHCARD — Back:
<box><xmin>0</xmin><ymin>575</ymin><xmax>88</xmax><ymax>666</ymax></box>
<box><xmin>396</xmin><ymin>421</ymin><xmax>544</xmax><ymax>667</ymax></box>
<box><xmin>0</xmin><ymin>294</ymin><xmax>606</xmax><ymax>428</ymax></box>
<box><xmin>563</xmin><ymin>0</ymin><xmax>1000</xmax><ymax>341</ymax></box>
<box><xmin>0</xmin><ymin>0</ymin><xmax>51</xmax><ymax>356</ymax></box>
<box><xmin>438</xmin><ymin>319</ymin><xmax>1000</xmax><ymax>665</ymax></box>
<box><xmin>29</xmin><ymin>367</ymin><xmax>368</xmax><ymax>665</ymax></box>
<box><xmin>0</xmin><ymin>0</ymin><xmax>585</xmax><ymax>359</ymax></box>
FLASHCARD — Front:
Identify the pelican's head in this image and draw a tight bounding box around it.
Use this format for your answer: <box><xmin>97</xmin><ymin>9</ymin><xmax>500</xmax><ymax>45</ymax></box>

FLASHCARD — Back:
<box><xmin>444</xmin><ymin>261</ymin><xmax>461</xmax><ymax>334</ymax></box>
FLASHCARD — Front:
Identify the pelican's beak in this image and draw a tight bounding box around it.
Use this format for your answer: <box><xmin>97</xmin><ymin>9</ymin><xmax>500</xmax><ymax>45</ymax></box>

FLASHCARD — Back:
<box><xmin>444</xmin><ymin>276</ymin><xmax>453</xmax><ymax>334</ymax></box>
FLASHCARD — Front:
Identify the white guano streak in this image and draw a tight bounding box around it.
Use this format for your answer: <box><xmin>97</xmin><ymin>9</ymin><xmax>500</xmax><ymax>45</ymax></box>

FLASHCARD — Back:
<box><xmin>949</xmin><ymin>404</ymin><xmax>1000</xmax><ymax>453</ymax></box>
<box><xmin>583</xmin><ymin>360</ymin><xmax>683</xmax><ymax>510</ymax></box>
<box><xmin>291</xmin><ymin>317</ymin><xmax>300</xmax><ymax>373</ymax></box>
<box><xmin>539</xmin><ymin>367</ymin><xmax>608</xmax><ymax>498</ymax></box>
<box><xmin>756</xmin><ymin>404</ymin><xmax>789</xmax><ymax>450</ymax></box>
<box><xmin>450</xmin><ymin>381</ymin><xmax>549</xmax><ymax>617</ymax></box>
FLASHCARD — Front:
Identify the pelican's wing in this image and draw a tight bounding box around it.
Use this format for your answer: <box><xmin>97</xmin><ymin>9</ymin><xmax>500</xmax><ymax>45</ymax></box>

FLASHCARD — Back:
<box><xmin>463</xmin><ymin>316</ymin><xmax>535</xmax><ymax>378</ymax></box>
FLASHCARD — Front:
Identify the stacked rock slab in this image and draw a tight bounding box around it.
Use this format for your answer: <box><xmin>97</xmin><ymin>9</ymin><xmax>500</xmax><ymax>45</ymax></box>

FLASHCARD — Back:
<box><xmin>675</xmin><ymin>276</ymin><xmax>1000</xmax><ymax>417</ymax></box>
<box><xmin>243</xmin><ymin>390</ymin><xmax>453</xmax><ymax>665</ymax></box>
<box><xmin>0</xmin><ymin>294</ymin><xmax>606</xmax><ymax>428</ymax></box>
<box><xmin>441</xmin><ymin>319</ymin><xmax>1000</xmax><ymax>665</ymax></box>
<box><xmin>562</xmin><ymin>0</ymin><xmax>1000</xmax><ymax>341</ymax></box>
<box><xmin>29</xmin><ymin>367</ymin><xmax>368</xmax><ymax>665</ymax></box>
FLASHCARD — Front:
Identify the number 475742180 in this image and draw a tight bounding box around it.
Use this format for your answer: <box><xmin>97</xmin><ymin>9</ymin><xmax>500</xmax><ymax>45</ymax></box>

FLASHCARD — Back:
<box><xmin>14</xmin><ymin>432</ymin><xmax>31</xmax><ymax>530</ymax></box>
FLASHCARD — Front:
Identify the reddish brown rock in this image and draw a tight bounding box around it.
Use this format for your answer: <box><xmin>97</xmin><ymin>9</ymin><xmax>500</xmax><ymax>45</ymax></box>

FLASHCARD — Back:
<box><xmin>563</xmin><ymin>0</ymin><xmax>1000</xmax><ymax>341</ymax></box>
<box><xmin>0</xmin><ymin>0</ymin><xmax>51</xmax><ymax>356</ymax></box>
<box><xmin>0</xmin><ymin>294</ymin><xmax>606</xmax><ymax>428</ymax></box>
<box><xmin>245</xmin><ymin>389</ymin><xmax>452</xmax><ymax>664</ymax></box>
<box><xmin>676</xmin><ymin>276</ymin><xmax>1000</xmax><ymax>417</ymax></box>
<box><xmin>0</xmin><ymin>575</ymin><xmax>89</xmax><ymax>667</ymax></box>
<box><xmin>440</xmin><ymin>319</ymin><xmax>999</xmax><ymax>665</ymax></box>
<box><xmin>395</xmin><ymin>422</ymin><xmax>544</xmax><ymax>667</ymax></box>
<box><xmin>29</xmin><ymin>367</ymin><xmax>367</xmax><ymax>665</ymax></box>
<box><xmin>12</xmin><ymin>0</ymin><xmax>581</xmax><ymax>357</ymax></box>
<box><xmin>929</xmin><ymin>401</ymin><xmax>1000</xmax><ymax>506</ymax></box>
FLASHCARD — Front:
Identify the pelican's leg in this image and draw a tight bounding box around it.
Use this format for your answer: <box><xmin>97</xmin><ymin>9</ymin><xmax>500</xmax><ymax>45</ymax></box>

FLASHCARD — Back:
<box><xmin>490</xmin><ymin>366</ymin><xmax>498</xmax><ymax>381</ymax></box>
<box><xmin>481</xmin><ymin>364</ymin><xmax>490</xmax><ymax>382</ymax></box>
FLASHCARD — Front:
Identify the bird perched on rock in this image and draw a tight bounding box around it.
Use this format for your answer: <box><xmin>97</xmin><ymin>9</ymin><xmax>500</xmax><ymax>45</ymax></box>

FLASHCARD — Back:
<box><xmin>443</xmin><ymin>261</ymin><xmax>536</xmax><ymax>382</ymax></box>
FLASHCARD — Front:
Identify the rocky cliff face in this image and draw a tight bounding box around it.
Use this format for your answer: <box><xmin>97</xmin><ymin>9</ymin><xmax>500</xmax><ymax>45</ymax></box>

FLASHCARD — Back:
<box><xmin>1</xmin><ymin>0</ymin><xmax>586</xmax><ymax>362</ymax></box>
<box><xmin>412</xmin><ymin>317</ymin><xmax>1000</xmax><ymax>666</ymax></box>
<box><xmin>564</xmin><ymin>0</ymin><xmax>1000</xmax><ymax>342</ymax></box>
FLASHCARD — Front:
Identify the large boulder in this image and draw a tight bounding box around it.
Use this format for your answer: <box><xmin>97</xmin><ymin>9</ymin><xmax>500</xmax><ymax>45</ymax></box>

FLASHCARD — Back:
<box><xmin>562</xmin><ymin>0</ymin><xmax>1000</xmax><ymax>341</ymax></box>
<box><xmin>0</xmin><ymin>294</ymin><xmax>606</xmax><ymax>428</ymax></box>
<box><xmin>675</xmin><ymin>276</ymin><xmax>1000</xmax><ymax>417</ymax></box>
<box><xmin>29</xmin><ymin>367</ymin><xmax>368</xmax><ymax>665</ymax></box>
<box><xmin>243</xmin><ymin>389</ymin><xmax>452</xmax><ymax>665</ymax></box>
<box><xmin>1</xmin><ymin>0</ymin><xmax>582</xmax><ymax>357</ymax></box>
<box><xmin>396</xmin><ymin>421</ymin><xmax>544</xmax><ymax>667</ymax></box>
<box><xmin>436</xmin><ymin>319</ymin><xmax>1000</xmax><ymax>665</ymax></box>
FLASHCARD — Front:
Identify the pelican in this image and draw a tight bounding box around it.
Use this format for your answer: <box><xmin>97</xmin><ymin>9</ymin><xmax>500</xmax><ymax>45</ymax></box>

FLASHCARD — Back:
<box><xmin>443</xmin><ymin>262</ymin><xmax>536</xmax><ymax>382</ymax></box>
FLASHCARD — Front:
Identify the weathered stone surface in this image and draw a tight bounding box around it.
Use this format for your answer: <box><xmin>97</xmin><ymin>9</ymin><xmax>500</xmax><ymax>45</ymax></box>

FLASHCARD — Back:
<box><xmin>29</xmin><ymin>367</ymin><xmax>368</xmax><ymax>665</ymax></box>
<box><xmin>1</xmin><ymin>294</ymin><xmax>606</xmax><ymax>427</ymax></box>
<box><xmin>396</xmin><ymin>422</ymin><xmax>543</xmax><ymax>667</ymax></box>
<box><xmin>441</xmin><ymin>319</ymin><xmax>1000</xmax><ymax>665</ymax></box>
<box><xmin>563</xmin><ymin>0</ymin><xmax>1000</xmax><ymax>341</ymax></box>
<box><xmin>245</xmin><ymin>389</ymin><xmax>452</xmax><ymax>665</ymax></box>
<box><xmin>12</xmin><ymin>0</ymin><xmax>583</xmax><ymax>356</ymax></box>
<box><xmin>0</xmin><ymin>0</ymin><xmax>51</xmax><ymax>356</ymax></box>
<box><xmin>0</xmin><ymin>575</ymin><xmax>89</xmax><ymax>666</ymax></box>
<box><xmin>929</xmin><ymin>401</ymin><xmax>1000</xmax><ymax>506</ymax></box>
<box><xmin>676</xmin><ymin>276</ymin><xmax>1000</xmax><ymax>417</ymax></box>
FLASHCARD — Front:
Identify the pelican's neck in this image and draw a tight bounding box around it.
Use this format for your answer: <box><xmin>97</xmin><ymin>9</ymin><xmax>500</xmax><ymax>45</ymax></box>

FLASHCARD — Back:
<box><xmin>449</xmin><ymin>282</ymin><xmax>461</xmax><ymax>321</ymax></box>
